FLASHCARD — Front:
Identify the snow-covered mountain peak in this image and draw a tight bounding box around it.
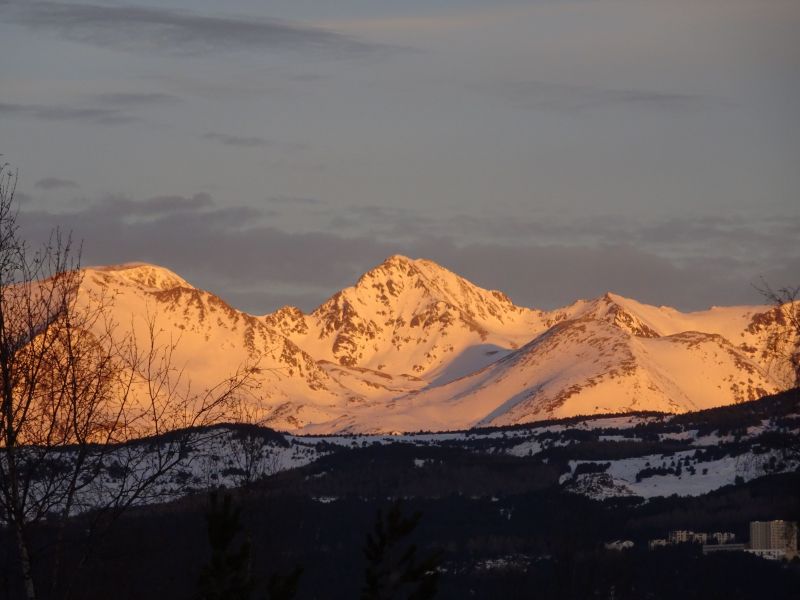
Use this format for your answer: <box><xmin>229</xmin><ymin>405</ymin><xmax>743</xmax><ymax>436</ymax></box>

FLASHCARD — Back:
<box><xmin>85</xmin><ymin>263</ymin><xmax>191</xmax><ymax>292</ymax></box>
<box><xmin>582</xmin><ymin>293</ymin><xmax>662</xmax><ymax>338</ymax></box>
<box><xmin>545</xmin><ymin>292</ymin><xmax>664</xmax><ymax>338</ymax></box>
<box><xmin>344</xmin><ymin>255</ymin><xmax>529</xmax><ymax>322</ymax></box>
<box><xmin>263</xmin><ymin>305</ymin><xmax>309</xmax><ymax>337</ymax></box>
<box><xmin>276</xmin><ymin>256</ymin><xmax>546</xmax><ymax>376</ymax></box>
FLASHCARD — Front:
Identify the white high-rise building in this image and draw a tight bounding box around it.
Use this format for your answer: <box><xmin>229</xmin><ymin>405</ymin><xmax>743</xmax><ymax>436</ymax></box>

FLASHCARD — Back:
<box><xmin>748</xmin><ymin>521</ymin><xmax>798</xmax><ymax>559</ymax></box>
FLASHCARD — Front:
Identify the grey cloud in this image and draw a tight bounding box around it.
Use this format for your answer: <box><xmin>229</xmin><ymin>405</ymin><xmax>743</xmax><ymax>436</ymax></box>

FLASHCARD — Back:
<box><xmin>629</xmin><ymin>215</ymin><xmax>800</xmax><ymax>267</ymax></box>
<box><xmin>324</xmin><ymin>205</ymin><xmax>797</xmax><ymax>265</ymax></box>
<box><xmin>35</xmin><ymin>177</ymin><xmax>79</xmax><ymax>190</ymax></box>
<box><xmin>443</xmin><ymin>213</ymin><xmax>632</xmax><ymax>245</ymax></box>
<box><xmin>202</xmin><ymin>132</ymin><xmax>271</xmax><ymax>148</ymax></box>
<box><xmin>91</xmin><ymin>92</ymin><xmax>180</xmax><ymax>106</ymax></box>
<box><xmin>82</xmin><ymin>192</ymin><xmax>281</xmax><ymax>225</ymax></box>
<box><xmin>266</xmin><ymin>195</ymin><xmax>325</xmax><ymax>206</ymax></box>
<box><xmin>3</xmin><ymin>1</ymin><xmax>384</xmax><ymax>57</ymax></box>
<box><xmin>17</xmin><ymin>192</ymin><xmax>798</xmax><ymax>314</ymax></box>
<box><xmin>362</xmin><ymin>208</ymin><xmax>799</xmax><ymax>267</ymax></box>
<box><xmin>499</xmin><ymin>81</ymin><xmax>727</xmax><ymax>114</ymax></box>
<box><xmin>202</xmin><ymin>132</ymin><xmax>307</xmax><ymax>151</ymax></box>
<box><xmin>285</xmin><ymin>73</ymin><xmax>324</xmax><ymax>83</ymax></box>
<box><xmin>101</xmin><ymin>193</ymin><xmax>216</xmax><ymax>217</ymax></box>
<box><xmin>328</xmin><ymin>205</ymin><xmax>431</xmax><ymax>238</ymax></box>
<box><xmin>425</xmin><ymin>242</ymin><xmax>754</xmax><ymax>311</ymax></box>
<box><xmin>0</xmin><ymin>102</ymin><xmax>136</xmax><ymax>125</ymax></box>
<box><xmin>315</xmin><ymin>204</ymin><xmax>799</xmax><ymax>309</ymax></box>
<box><xmin>19</xmin><ymin>197</ymin><xmax>394</xmax><ymax>311</ymax></box>
<box><xmin>635</xmin><ymin>218</ymin><xmax>764</xmax><ymax>246</ymax></box>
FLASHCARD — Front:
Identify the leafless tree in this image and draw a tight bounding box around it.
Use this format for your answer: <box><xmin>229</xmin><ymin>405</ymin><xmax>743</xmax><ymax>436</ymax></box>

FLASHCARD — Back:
<box><xmin>224</xmin><ymin>401</ymin><xmax>287</xmax><ymax>488</ymax></box>
<box><xmin>0</xmin><ymin>162</ymin><xmax>257</xmax><ymax>600</ymax></box>
<box><xmin>755</xmin><ymin>278</ymin><xmax>800</xmax><ymax>388</ymax></box>
<box><xmin>228</xmin><ymin>429</ymin><xmax>286</xmax><ymax>488</ymax></box>
<box><xmin>753</xmin><ymin>278</ymin><xmax>800</xmax><ymax>468</ymax></box>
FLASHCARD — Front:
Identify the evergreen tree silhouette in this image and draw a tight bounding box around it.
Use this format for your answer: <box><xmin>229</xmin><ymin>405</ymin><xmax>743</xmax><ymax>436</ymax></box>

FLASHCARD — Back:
<box><xmin>197</xmin><ymin>490</ymin><xmax>302</xmax><ymax>600</ymax></box>
<box><xmin>266</xmin><ymin>567</ymin><xmax>303</xmax><ymax>600</ymax></box>
<box><xmin>197</xmin><ymin>491</ymin><xmax>255</xmax><ymax>600</ymax></box>
<box><xmin>362</xmin><ymin>502</ymin><xmax>441</xmax><ymax>600</ymax></box>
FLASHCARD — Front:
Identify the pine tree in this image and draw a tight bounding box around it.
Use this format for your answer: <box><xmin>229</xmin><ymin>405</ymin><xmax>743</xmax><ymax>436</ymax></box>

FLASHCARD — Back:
<box><xmin>266</xmin><ymin>567</ymin><xmax>303</xmax><ymax>600</ymax></box>
<box><xmin>362</xmin><ymin>502</ymin><xmax>440</xmax><ymax>600</ymax></box>
<box><xmin>197</xmin><ymin>490</ymin><xmax>302</xmax><ymax>600</ymax></box>
<box><xmin>198</xmin><ymin>491</ymin><xmax>255</xmax><ymax>600</ymax></box>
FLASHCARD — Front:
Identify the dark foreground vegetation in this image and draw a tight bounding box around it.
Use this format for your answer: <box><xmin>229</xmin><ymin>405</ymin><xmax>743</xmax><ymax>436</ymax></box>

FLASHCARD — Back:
<box><xmin>1</xmin><ymin>465</ymin><xmax>798</xmax><ymax>599</ymax></box>
<box><xmin>2</xmin><ymin>389</ymin><xmax>799</xmax><ymax>599</ymax></box>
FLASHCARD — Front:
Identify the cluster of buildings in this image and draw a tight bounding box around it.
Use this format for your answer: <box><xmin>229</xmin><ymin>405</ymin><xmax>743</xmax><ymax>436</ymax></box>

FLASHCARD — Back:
<box><xmin>648</xmin><ymin>529</ymin><xmax>736</xmax><ymax>549</ymax></box>
<box><xmin>646</xmin><ymin>520</ymin><xmax>798</xmax><ymax>561</ymax></box>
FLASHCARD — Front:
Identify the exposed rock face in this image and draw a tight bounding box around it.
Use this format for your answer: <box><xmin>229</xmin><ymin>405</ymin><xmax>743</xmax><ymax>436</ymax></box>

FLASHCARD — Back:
<box><xmin>268</xmin><ymin>255</ymin><xmax>546</xmax><ymax>378</ymax></box>
<box><xmin>79</xmin><ymin>264</ymin><xmax>351</xmax><ymax>431</ymax></box>
<box><xmin>68</xmin><ymin>258</ymin><xmax>797</xmax><ymax>434</ymax></box>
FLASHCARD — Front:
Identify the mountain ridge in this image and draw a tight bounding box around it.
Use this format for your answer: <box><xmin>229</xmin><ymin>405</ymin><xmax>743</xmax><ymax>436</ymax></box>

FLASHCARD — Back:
<box><xmin>70</xmin><ymin>257</ymin><xmax>797</xmax><ymax>433</ymax></box>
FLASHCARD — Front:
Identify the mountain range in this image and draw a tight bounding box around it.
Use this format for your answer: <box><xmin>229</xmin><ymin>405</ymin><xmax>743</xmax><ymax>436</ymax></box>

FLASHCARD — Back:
<box><xmin>76</xmin><ymin>256</ymin><xmax>798</xmax><ymax>433</ymax></box>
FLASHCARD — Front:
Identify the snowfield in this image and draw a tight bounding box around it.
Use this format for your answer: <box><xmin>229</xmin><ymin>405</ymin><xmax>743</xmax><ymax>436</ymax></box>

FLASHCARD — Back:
<box><xmin>11</xmin><ymin>396</ymin><xmax>798</xmax><ymax>518</ymax></box>
<box><xmin>71</xmin><ymin>257</ymin><xmax>798</xmax><ymax>433</ymax></box>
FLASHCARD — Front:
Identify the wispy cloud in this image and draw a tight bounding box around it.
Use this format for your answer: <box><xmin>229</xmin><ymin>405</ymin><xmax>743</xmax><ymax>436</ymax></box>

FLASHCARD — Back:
<box><xmin>266</xmin><ymin>195</ymin><xmax>325</xmax><ymax>206</ymax></box>
<box><xmin>321</xmin><ymin>5</ymin><xmax>544</xmax><ymax>34</ymax></box>
<box><xmin>19</xmin><ymin>191</ymin><xmax>798</xmax><ymax>313</ymax></box>
<box><xmin>20</xmin><ymin>193</ymin><xmax>382</xmax><ymax>311</ymax></box>
<box><xmin>202</xmin><ymin>132</ymin><xmax>307</xmax><ymax>151</ymax></box>
<box><xmin>2</xmin><ymin>1</ymin><xmax>386</xmax><ymax>57</ymax></box>
<box><xmin>202</xmin><ymin>132</ymin><xmax>271</xmax><ymax>148</ymax></box>
<box><xmin>0</xmin><ymin>101</ymin><xmax>136</xmax><ymax>125</ymax></box>
<box><xmin>99</xmin><ymin>193</ymin><xmax>217</xmax><ymax>218</ymax></box>
<box><xmin>498</xmin><ymin>81</ymin><xmax>728</xmax><ymax>114</ymax></box>
<box><xmin>35</xmin><ymin>177</ymin><xmax>80</xmax><ymax>190</ymax></box>
<box><xmin>90</xmin><ymin>92</ymin><xmax>180</xmax><ymax>106</ymax></box>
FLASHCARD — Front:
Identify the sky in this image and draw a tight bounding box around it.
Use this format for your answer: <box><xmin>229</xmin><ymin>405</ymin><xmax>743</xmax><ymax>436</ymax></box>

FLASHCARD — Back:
<box><xmin>1</xmin><ymin>0</ymin><xmax>798</xmax><ymax>314</ymax></box>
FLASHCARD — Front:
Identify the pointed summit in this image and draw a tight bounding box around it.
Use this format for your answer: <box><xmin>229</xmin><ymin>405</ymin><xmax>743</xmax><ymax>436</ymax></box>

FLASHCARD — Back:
<box><xmin>348</xmin><ymin>255</ymin><xmax>527</xmax><ymax>322</ymax></box>
<box><xmin>551</xmin><ymin>292</ymin><xmax>663</xmax><ymax>338</ymax></box>
<box><xmin>277</xmin><ymin>255</ymin><xmax>545</xmax><ymax>377</ymax></box>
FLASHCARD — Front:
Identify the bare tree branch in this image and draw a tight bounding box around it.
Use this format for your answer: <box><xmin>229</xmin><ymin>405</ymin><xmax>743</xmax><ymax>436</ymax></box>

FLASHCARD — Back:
<box><xmin>0</xmin><ymin>162</ymin><xmax>257</xmax><ymax>599</ymax></box>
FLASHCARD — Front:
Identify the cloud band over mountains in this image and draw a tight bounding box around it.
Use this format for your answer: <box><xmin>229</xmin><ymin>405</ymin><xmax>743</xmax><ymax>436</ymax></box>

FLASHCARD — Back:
<box><xmin>17</xmin><ymin>191</ymin><xmax>799</xmax><ymax>315</ymax></box>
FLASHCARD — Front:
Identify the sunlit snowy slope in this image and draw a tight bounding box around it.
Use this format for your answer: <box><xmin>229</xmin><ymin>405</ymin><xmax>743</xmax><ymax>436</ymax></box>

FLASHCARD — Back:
<box><xmin>75</xmin><ymin>256</ymin><xmax>797</xmax><ymax>433</ymax></box>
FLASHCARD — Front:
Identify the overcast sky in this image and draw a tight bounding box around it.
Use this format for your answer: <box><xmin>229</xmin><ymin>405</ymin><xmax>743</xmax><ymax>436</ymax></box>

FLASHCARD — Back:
<box><xmin>1</xmin><ymin>0</ymin><xmax>798</xmax><ymax>313</ymax></box>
